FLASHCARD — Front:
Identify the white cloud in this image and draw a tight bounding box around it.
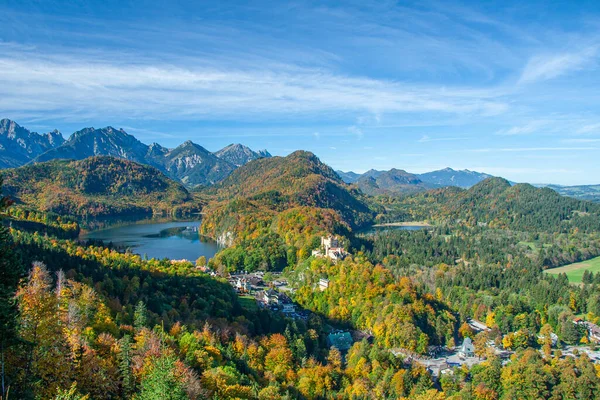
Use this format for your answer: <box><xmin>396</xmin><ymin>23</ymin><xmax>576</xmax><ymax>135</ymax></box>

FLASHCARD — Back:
<box><xmin>0</xmin><ymin>46</ymin><xmax>509</xmax><ymax>122</ymax></box>
<box><xmin>518</xmin><ymin>46</ymin><xmax>598</xmax><ymax>84</ymax></box>
<box><xmin>495</xmin><ymin>120</ymin><xmax>549</xmax><ymax>136</ymax></box>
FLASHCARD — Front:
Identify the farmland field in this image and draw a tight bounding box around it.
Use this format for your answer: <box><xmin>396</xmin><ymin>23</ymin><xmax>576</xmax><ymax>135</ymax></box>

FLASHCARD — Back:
<box><xmin>545</xmin><ymin>256</ymin><xmax>600</xmax><ymax>284</ymax></box>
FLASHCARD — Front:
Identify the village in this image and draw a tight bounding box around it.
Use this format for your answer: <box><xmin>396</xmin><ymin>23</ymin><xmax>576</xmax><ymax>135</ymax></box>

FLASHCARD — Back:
<box><xmin>200</xmin><ymin>235</ymin><xmax>600</xmax><ymax>377</ymax></box>
<box><xmin>398</xmin><ymin>317</ymin><xmax>600</xmax><ymax>380</ymax></box>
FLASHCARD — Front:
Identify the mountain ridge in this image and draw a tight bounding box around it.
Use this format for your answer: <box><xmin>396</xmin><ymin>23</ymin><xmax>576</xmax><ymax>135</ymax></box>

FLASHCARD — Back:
<box><xmin>0</xmin><ymin>119</ymin><xmax>65</xmax><ymax>168</ymax></box>
<box><xmin>0</xmin><ymin>119</ymin><xmax>269</xmax><ymax>188</ymax></box>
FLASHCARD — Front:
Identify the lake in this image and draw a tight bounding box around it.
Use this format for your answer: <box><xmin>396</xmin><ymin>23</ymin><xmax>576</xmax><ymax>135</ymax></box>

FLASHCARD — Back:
<box><xmin>80</xmin><ymin>219</ymin><xmax>220</xmax><ymax>262</ymax></box>
<box><xmin>359</xmin><ymin>224</ymin><xmax>433</xmax><ymax>235</ymax></box>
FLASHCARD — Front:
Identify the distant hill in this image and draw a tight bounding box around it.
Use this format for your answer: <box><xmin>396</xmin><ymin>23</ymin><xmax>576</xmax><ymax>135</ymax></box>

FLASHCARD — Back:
<box><xmin>356</xmin><ymin>168</ymin><xmax>434</xmax><ymax>196</ymax></box>
<box><xmin>539</xmin><ymin>184</ymin><xmax>600</xmax><ymax>203</ymax></box>
<box><xmin>336</xmin><ymin>167</ymin><xmax>492</xmax><ymax>192</ymax></box>
<box><xmin>0</xmin><ymin>119</ymin><xmax>64</xmax><ymax>168</ymax></box>
<box><xmin>215</xmin><ymin>143</ymin><xmax>271</xmax><ymax>166</ymax></box>
<box><xmin>398</xmin><ymin>177</ymin><xmax>600</xmax><ymax>233</ymax></box>
<box><xmin>418</xmin><ymin>167</ymin><xmax>492</xmax><ymax>188</ymax></box>
<box><xmin>335</xmin><ymin>170</ymin><xmax>361</xmax><ymax>183</ymax></box>
<box><xmin>2</xmin><ymin>156</ymin><xmax>196</xmax><ymax>218</ymax></box>
<box><xmin>0</xmin><ymin>120</ymin><xmax>270</xmax><ymax>188</ymax></box>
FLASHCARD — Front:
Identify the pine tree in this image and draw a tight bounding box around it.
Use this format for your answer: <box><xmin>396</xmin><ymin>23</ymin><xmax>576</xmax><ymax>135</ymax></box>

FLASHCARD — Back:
<box><xmin>119</xmin><ymin>335</ymin><xmax>134</xmax><ymax>398</ymax></box>
<box><xmin>134</xmin><ymin>301</ymin><xmax>147</xmax><ymax>331</ymax></box>
<box><xmin>138</xmin><ymin>355</ymin><xmax>187</xmax><ymax>400</ymax></box>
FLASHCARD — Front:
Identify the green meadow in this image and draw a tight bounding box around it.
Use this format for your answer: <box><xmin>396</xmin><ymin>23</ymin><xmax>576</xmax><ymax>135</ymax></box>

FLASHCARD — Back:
<box><xmin>545</xmin><ymin>256</ymin><xmax>600</xmax><ymax>284</ymax></box>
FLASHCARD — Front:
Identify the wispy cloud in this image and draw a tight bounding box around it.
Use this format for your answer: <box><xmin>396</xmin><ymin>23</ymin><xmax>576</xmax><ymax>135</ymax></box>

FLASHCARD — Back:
<box><xmin>465</xmin><ymin>147</ymin><xmax>599</xmax><ymax>153</ymax></box>
<box><xmin>577</xmin><ymin>123</ymin><xmax>600</xmax><ymax>134</ymax></box>
<box><xmin>518</xmin><ymin>45</ymin><xmax>599</xmax><ymax>84</ymax></box>
<box><xmin>0</xmin><ymin>48</ymin><xmax>509</xmax><ymax>122</ymax></box>
<box><xmin>418</xmin><ymin>134</ymin><xmax>466</xmax><ymax>142</ymax></box>
<box><xmin>562</xmin><ymin>138</ymin><xmax>600</xmax><ymax>143</ymax></box>
<box><xmin>495</xmin><ymin>120</ymin><xmax>548</xmax><ymax>136</ymax></box>
<box><xmin>348</xmin><ymin>126</ymin><xmax>364</xmax><ymax>138</ymax></box>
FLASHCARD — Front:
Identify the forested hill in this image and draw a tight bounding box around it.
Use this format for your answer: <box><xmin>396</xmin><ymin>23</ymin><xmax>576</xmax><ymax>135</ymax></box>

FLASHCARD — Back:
<box><xmin>209</xmin><ymin>150</ymin><xmax>374</xmax><ymax>228</ymax></box>
<box><xmin>2</xmin><ymin>156</ymin><xmax>196</xmax><ymax>218</ymax></box>
<box><xmin>398</xmin><ymin>177</ymin><xmax>600</xmax><ymax>233</ymax></box>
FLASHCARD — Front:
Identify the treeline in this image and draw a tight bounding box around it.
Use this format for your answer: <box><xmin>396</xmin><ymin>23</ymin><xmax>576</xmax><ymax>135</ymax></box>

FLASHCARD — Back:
<box><xmin>5</xmin><ymin>206</ymin><xmax>80</xmax><ymax>239</ymax></box>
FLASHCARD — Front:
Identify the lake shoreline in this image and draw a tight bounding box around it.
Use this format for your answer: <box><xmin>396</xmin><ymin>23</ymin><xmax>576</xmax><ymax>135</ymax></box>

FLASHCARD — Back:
<box><xmin>80</xmin><ymin>218</ymin><xmax>219</xmax><ymax>262</ymax></box>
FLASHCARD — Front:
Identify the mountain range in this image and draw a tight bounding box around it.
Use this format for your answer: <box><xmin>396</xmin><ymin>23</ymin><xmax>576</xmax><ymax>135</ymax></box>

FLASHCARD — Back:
<box><xmin>337</xmin><ymin>167</ymin><xmax>493</xmax><ymax>189</ymax></box>
<box><xmin>0</xmin><ymin>119</ymin><xmax>270</xmax><ymax>187</ymax></box>
<box><xmin>2</xmin><ymin>119</ymin><xmax>599</xmax><ymax>202</ymax></box>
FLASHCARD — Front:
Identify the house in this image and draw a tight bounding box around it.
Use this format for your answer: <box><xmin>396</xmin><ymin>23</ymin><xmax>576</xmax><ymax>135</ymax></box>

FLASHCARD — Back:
<box><xmin>467</xmin><ymin>319</ymin><xmax>490</xmax><ymax>333</ymax></box>
<box><xmin>318</xmin><ymin>278</ymin><xmax>330</xmax><ymax>291</ymax></box>
<box><xmin>584</xmin><ymin>322</ymin><xmax>600</xmax><ymax>342</ymax></box>
<box><xmin>327</xmin><ymin>331</ymin><xmax>353</xmax><ymax>351</ymax></box>
<box><xmin>261</xmin><ymin>289</ymin><xmax>280</xmax><ymax>306</ymax></box>
<box><xmin>247</xmin><ymin>275</ymin><xmax>264</xmax><ymax>288</ymax></box>
<box><xmin>235</xmin><ymin>277</ymin><xmax>250</xmax><ymax>293</ymax></box>
<box><xmin>458</xmin><ymin>337</ymin><xmax>475</xmax><ymax>358</ymax></box>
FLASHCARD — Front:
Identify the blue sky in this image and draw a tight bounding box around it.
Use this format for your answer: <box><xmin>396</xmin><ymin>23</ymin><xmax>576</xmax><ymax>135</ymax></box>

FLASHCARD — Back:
<box><xmin>1</xmin><ymin>0</ymin><xmax>600</xmax><ymax>184</ymax></box>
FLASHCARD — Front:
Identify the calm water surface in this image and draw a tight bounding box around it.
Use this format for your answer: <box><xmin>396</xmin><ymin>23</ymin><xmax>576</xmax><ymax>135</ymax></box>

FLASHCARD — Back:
<box><xmin>360</xmin><ymin>225</ymin><xmax>432</xmax><ymax>235</ymax></box>
<box><xmin>80</xmin><ymin>219</ymin><xmax>220</xmax><ymax>261</ymax></box>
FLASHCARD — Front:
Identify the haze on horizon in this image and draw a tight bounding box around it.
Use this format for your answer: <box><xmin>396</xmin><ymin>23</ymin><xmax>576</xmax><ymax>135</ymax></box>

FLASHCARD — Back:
<box><xmin>1</xmin><ymin>0</ymin><xmax>599</xmax><ymax>185</ymax></box>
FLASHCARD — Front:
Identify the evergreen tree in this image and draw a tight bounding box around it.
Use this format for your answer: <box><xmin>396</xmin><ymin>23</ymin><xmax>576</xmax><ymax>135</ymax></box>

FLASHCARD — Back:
<box><xmin>119</xmin><ymin>335</ymin><xmax>134</xmax><ymax>398</ymax></box>
<box><xmin>138</xmin><ymin>355</ymin><xmax>187</xmax><ymax>400</ymax></box>
<box><xmin>134</xmin><ymin>301</ymin><xmax>147</xmax><ymax>331</ymax></box>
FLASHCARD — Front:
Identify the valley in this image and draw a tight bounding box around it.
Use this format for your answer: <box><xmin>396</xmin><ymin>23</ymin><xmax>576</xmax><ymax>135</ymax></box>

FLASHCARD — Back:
<box><xmin>3</xmin><ymin>125</ymin><xmax>600</xmax><ymax>399</ymax></box>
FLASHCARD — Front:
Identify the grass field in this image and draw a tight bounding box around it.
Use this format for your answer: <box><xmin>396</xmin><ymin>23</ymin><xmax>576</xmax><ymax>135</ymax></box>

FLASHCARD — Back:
<box><xmin>238</xmin><ymin>294</ymin><xmax>258</xmax><ymax>311</ymax></box>
<box><xmin>545</xmin><ymin>256</ymin><xmax>600</xmax><ymax>284</ymax></box>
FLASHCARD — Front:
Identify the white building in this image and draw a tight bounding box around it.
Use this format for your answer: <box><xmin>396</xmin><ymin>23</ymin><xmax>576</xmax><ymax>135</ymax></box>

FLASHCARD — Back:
<box><xmin>313</xmin><ymin>235</ymin><xmax>348</xmax><ymax>261</ymax></box>
<box><xmin>235</xmin><ymin>277</ymin><xmax>250</xmax><ymax>292</ymax></box>
<box><xmin>458</xmin><ymin>337</ymin><xmax>475</xmax><ymax>358</ymax></box>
